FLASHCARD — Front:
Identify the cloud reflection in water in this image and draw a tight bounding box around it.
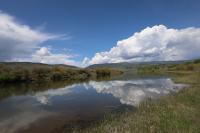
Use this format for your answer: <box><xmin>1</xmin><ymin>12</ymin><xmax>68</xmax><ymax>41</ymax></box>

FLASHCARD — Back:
<box><xmin>84</xmin><ymin>78</ymin><xmax>185</xmax><ymax>106</ymax></box>
<box><xmin>34</xmin><ymin>78</ymin><xmax>186</xmax><ymax>107</ymax></box>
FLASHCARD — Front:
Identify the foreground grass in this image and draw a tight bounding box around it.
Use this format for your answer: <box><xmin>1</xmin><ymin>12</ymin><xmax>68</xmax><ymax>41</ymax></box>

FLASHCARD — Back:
<box><xmin>72</xmin><ymin>63</ymin><xmax>200</xmax><ymax>133</ymax></box>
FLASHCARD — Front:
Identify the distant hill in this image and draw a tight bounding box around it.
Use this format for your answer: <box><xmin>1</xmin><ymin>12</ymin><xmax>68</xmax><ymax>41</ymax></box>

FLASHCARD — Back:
<box><xmin>0</xmin><ymin>60</ymin><xmax>196</xmax><ymax>70</ymax></box>
<box><xmin>0</xmin><ymin>62</ymin><xmax>78</xmax><ymax>69</ymax></box>
<box><xmin>87</xmin><ymin>60</ymin><xmax>193</xmax><ymax>70</ymax></box>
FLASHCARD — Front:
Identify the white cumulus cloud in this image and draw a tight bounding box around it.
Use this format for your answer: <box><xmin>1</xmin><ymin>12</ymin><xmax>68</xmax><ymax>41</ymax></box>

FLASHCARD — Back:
<box><xmin>0</xmin><ymin>11</ymin><xmax>65</xmax><ymax>61</ymax></box>
<box><xmin>31</xmin><ymin>47</ymin><xmax>78</xmax><ymax>66</ymax></box>
<box><xmin>88</xmin><ymin>25</ymin><xmax>200</xmax><ymax>65</ymax></box>
<box><xmin>2</xmin><ymin>11</ymin><xmax>200</xmax><ymax>67</ymax></box>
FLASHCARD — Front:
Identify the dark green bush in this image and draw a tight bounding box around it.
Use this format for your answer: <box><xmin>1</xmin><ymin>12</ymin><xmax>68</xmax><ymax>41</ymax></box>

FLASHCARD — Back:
<box><xmin>194</xmin><ymin>59</ymin><xmax>200</xmax><ymax>64</ymax></box>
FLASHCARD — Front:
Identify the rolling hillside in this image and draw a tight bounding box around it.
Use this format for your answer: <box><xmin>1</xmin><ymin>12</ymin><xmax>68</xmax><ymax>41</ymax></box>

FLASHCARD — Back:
<box><xmin>0</xmin><ymin>62</ymin><xmax>78</xmax><ymax>69</ymax></box>
<box><xmin>87</xmin><ymin>60</ymin><xmax>193</xmax><ymax>70</ymax></box>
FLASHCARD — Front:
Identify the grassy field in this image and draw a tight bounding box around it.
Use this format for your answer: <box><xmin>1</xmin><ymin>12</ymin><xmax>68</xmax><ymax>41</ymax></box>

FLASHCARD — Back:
<box><xmin>72</xmin><ymin>61</ymin><xmax>200</xmax><ymax>133</ymax></box>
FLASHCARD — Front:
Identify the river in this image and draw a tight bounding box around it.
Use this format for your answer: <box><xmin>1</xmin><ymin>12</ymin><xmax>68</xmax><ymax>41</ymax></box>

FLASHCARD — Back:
<box><xmin>0</xmin><ymin>76</ymin><xmax>185</xmax><ymax>133</ymax></box>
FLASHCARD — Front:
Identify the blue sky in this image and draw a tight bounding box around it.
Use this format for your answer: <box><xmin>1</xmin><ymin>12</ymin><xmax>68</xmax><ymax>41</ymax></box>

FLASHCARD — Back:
<box><xmin>0</xmin><ymin>0</ymin><xmax>200</xmax><ymax>66</ymax></box>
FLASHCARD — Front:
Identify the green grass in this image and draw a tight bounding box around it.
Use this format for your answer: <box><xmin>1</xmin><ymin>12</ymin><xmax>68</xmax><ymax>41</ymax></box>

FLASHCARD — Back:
<box><xmin>72</xmin><ymin>62</ymin><xmax>200</xmax><ymax>133</ymax></box>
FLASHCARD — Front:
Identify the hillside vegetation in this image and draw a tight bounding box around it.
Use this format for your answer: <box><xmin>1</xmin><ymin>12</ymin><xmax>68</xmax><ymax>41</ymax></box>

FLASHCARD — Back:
<box><xmin>0</xmin><ymin>62</ymin><xmax>122</xmax><ymax>83</ymax></box>
<box><xmin>87</xmin><ymin>60</ymin><xmax>190</xmax><ymax>70</ymax></box>
<box><xmin>137</xmin><ymin>59</ymin><xmax>200</xmax><ymax>75</ymax></box>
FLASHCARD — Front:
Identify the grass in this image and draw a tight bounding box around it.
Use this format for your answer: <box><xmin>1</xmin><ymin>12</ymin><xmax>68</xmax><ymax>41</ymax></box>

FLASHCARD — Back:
<box><xmin>71</xmin><ymin>62</ymin><xmax>200</xmax><ymax>133</ymax></box>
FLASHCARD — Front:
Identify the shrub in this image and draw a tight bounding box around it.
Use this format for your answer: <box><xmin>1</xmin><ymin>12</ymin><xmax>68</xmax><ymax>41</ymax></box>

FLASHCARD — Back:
<box><xmin>194</xmin><ymin>59</ymin><xmax>200</xmax><ymax>64</ymax></box>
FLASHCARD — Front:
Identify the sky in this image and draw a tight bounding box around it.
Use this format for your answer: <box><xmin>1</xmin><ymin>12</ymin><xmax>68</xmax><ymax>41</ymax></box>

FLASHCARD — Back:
<box><xmin>0</xmin><ymin>0</ymin><xmax>200</xmax><ymax>66</ymax></box>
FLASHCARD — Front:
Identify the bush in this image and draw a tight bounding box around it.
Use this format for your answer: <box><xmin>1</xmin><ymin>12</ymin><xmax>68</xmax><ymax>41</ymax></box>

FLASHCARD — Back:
<box><xmin>96</xmin><ymin>69</ymin><xmax>111</xmax><ymax>78</ymax></box>
<box><xmin>0</xmin><ymin>64</ymin><xmax>123</xmax><ymax>83</ymax></box>
<box><xmin>194</xmin><ymin>59</ymin><xmax>200</xmax><ymax>64</ymax></box>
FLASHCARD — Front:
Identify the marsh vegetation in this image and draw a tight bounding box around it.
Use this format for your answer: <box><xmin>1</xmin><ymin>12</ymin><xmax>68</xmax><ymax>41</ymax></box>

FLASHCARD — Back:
<box><xmin>0</xmin><ymin>63</ymin><xmax>122</xmax><ymax>83</ymax></box>
<box><xmin>71</xmin><ymin>60</ymin><xmax>200</xmax><ymax>133</ymax></box>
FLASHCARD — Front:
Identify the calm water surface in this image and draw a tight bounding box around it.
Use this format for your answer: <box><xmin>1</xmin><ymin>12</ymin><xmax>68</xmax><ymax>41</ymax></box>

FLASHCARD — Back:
<box><xmin>0</xmin><ymin>77</ymin><xmax>185</xmax><ymax>133</ymax></box>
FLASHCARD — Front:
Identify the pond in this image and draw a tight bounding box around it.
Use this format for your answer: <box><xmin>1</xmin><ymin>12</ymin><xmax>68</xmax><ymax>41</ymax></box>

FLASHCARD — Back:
<box><xmin>0</xmin><ymin>76</ymin><xmax>185</xmax><ymax>133</ymax></box>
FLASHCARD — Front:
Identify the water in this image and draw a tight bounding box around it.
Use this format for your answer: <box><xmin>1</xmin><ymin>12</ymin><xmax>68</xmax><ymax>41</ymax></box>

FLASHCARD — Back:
<box><xmin>0</xmin><ymin>77</ymin><xmax>185</xmax><ymax>133</ymax></box>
